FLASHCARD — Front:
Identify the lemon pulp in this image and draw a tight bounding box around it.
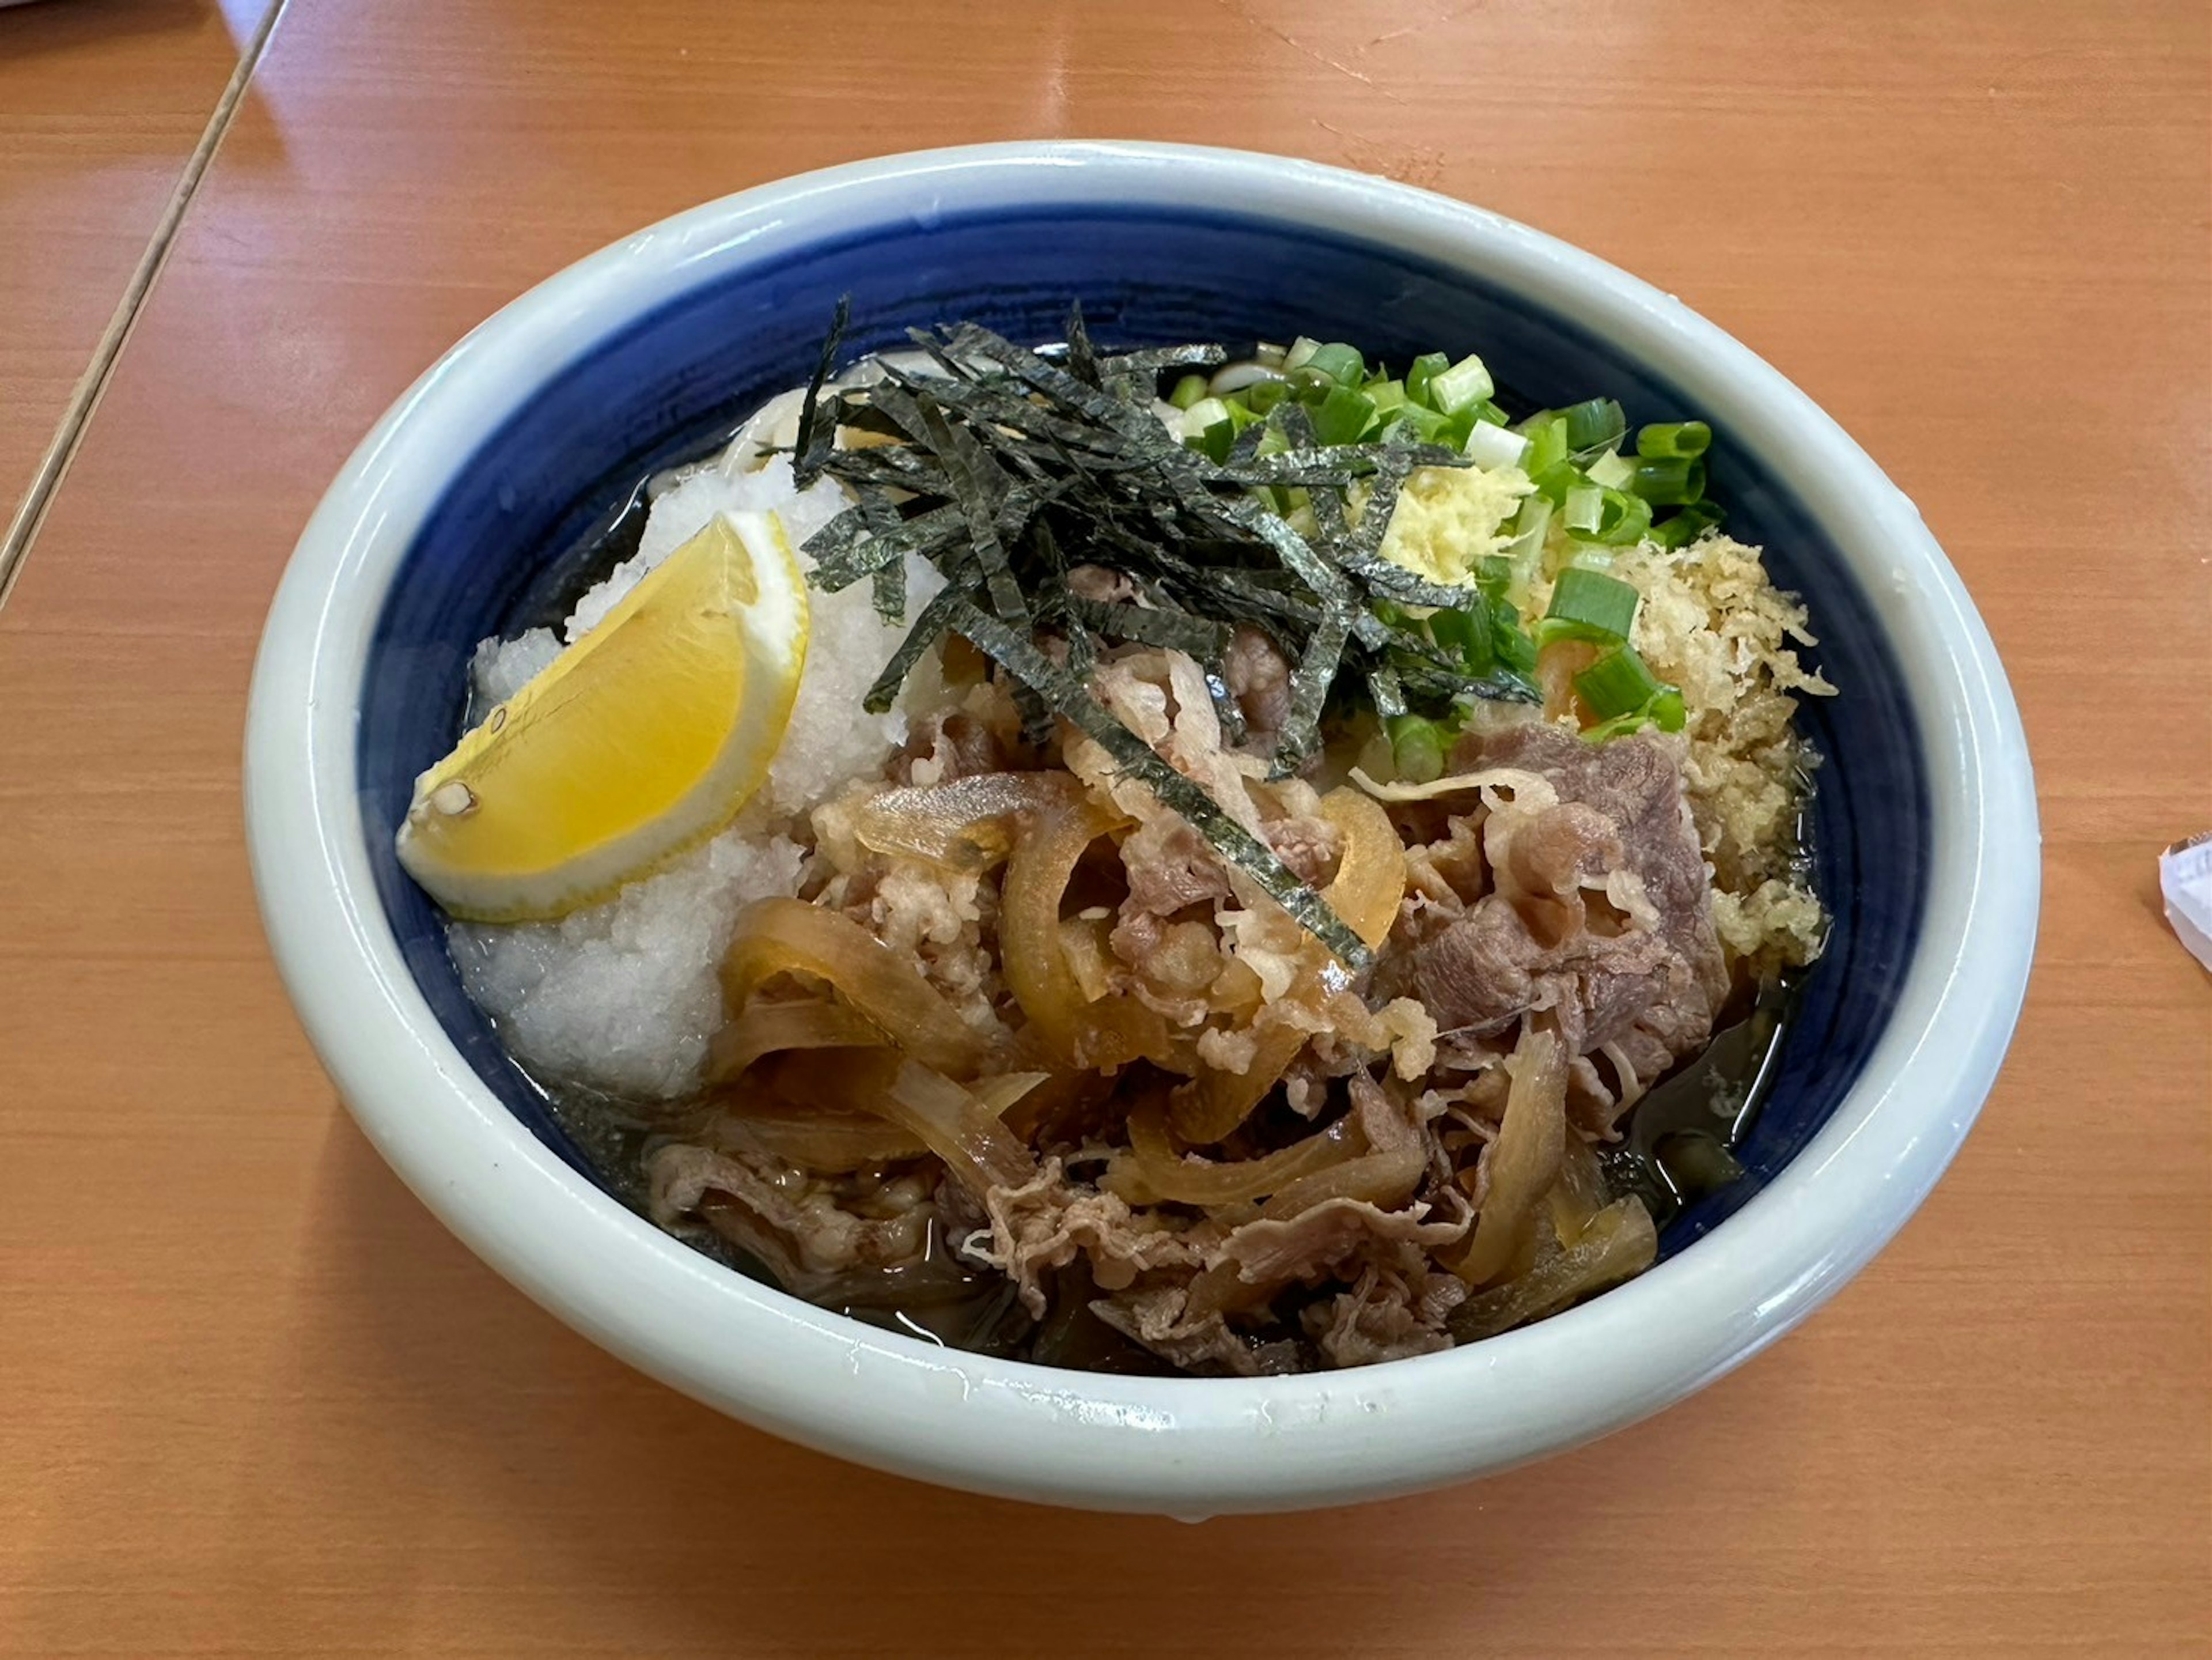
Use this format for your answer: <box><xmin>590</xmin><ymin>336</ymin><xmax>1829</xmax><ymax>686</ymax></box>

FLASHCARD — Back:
<box><xmin>395</xmin><ymin>510</ymin><xmax>808</xmax><ymax>921</ymax></box>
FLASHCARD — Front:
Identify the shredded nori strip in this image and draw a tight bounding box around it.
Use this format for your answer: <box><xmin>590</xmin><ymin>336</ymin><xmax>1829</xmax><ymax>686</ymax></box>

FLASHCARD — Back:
<box><xmin>787</xmin><ymin>304</ymin><xmax>1539</xmax><ymax>967</ymax></box>
<box><xmin>791</xmin><ymin>294</ymin><xmax>849</xmax><ymax>489</ymax></box>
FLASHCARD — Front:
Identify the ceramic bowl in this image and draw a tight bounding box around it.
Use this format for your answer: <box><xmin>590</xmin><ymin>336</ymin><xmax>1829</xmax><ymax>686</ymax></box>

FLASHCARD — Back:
<box><xmin>245</xmin><ymin>142</ymin><xmax>2037</xmax><ymax>1516</ymax></box>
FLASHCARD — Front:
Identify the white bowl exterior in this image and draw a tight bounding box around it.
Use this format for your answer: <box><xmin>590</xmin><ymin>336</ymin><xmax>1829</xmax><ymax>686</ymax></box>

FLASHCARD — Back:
<box><xmin>245</xmin><ymin>142</ymin><xmax>2039</xmax><ymax>1515</ymax></box>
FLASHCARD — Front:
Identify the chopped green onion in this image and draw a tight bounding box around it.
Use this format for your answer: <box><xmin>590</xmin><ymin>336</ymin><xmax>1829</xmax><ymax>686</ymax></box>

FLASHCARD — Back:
<box><xmin>1561</xmin><ymin>398</ymin><xmax>1627</xmax><ymax>452</ymax></box>
<box><xmin>1520</xmin><ymin>414</ymin><xmax>1569</xmax><ymax>478</ymax></box>
<box><xmin>1492</xmin><ymin>609</ymin><xmax>1539</xmax><ymax>679</ymax></box>
<box><xmin>1630</xmin><ymin>456</ymin><xmax>1706</xmax><ymax>505</ymax></box>
<box><xmin>1590</xmin><ymin>487</ymin><xmax>1653</xmax><ymax>546</ymax></box>
<box><xmin>1181</xmin><ymin>396</ymin><xmax>1231</xmax><ymax>437</ymax></box>
<box><xmin>1288</xmin><ymin>366</ymin><xmax>1337</xmax><ymax>402</ymax></box>
<box><xmin>1303</xmin><ymin>342</ymin><xmax>1366</xmax><ymax>387</ymax></box>
<box><xmin>1312</xmin><ymin>385</ymin><xmax>1377</xmax><ymax>445</ymax></box>
<box><xmin>1387</xmin><ymin>714</ymin><xmax>1446</xmax><ymax>784</ymax></box>
<box><xmin>1502</xmin><ymin>496</ymin><xmax>1552</xmax><ymax>578</ymax></box>
<box><xmin>1428</xmin><ymin>593</ymin><xmax>1495</xmax><ymax>676</ymax></box>
<box><xmin>1463</xmin><ymin>419</ymin><xmax>1530</xmax><ymax>471</ymax></box>
<box><xmin>1649</xmin><ymin>686</ymin><xmax>1686</xmax><ymax>731</ymax></box>
<box><xmin>1532</xmin><ymin>461</ymin><xmax>1582</xmax><ymax>507</ymax></box>
<box><xmin>1405</xmin><ymin>351</ymin><xmax>1450</xmax><ymax>407</ymax></box>
<box><xmin>1648</xmin><ymin>500</ymin><xmax>1725</xmax><ymax>549</ymax></box>
<box><xmin>1384</xmin><ymin>402</ymin><xmax>1451</xmax><ymax>444</ymax></box>
<box><xmin>1574</xmin><ymin>644</ymin><xmax>1667</xmax><ymax>720</ymax></box>
<box><xmin>1169</xmin><ymin>373</ymin><xmax>1210</xmax><ymax>411</ymax></box>
<box><xmin>1366</xmin><ymin>378</ymin><xmax>1408</xmax><ymax>414</ymax></box>
<box><xmin>1471</xmin><ymin>399</ymin><xmax>1511</xmax><ymax>426</ymax></box>
<box><xmin>1637</xmin><ymin>421</ymin><xmax>1711</xmax><ymax>459</ymax></box>
<box><xmin>1195</xmin><ymin>418</ymin><xmax>1237</xmax><ymax>463</ymax></box>
<box><xmin>1541</xmin><ymin>567</ymin><xmax>1639</xmax><ymax>642</ymax></box>
<box><xmin>1245</xmin><ymin>379</ymin><xmax>1290</xmax><ymax>415</ymax></box>
<box><xmin>1427</xmin><ymin>353</ymin><xmax>1495</xmax><ymax>415</ymax></box>
<box><xmin>1564</xmin><ymin>482</ymin><xmax>1604</xmax><ymax>534</ymax></box>
<box><xmin>1283</xmin><ymin>336</ymin><xmax>1323</xmax><ymax>372</ymax></box>
<box><xmin>1585</xmin><ymin>448</ymin><xmax>1635</xmax><ymax>490</ymax></box>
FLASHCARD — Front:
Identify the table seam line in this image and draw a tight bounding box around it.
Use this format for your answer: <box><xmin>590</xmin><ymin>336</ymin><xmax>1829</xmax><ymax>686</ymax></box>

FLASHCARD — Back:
<box><xmin>0</xmin><ymin>0</ymin><xmax>291</xmax><ymax>617</ymax></box>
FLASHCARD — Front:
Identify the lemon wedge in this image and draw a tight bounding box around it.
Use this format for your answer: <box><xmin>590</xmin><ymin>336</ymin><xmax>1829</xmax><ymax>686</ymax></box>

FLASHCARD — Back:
<box><xmin>396</xmin><ymin>510</ymin><xmax>808</xmax><ymax>921</ymax></box>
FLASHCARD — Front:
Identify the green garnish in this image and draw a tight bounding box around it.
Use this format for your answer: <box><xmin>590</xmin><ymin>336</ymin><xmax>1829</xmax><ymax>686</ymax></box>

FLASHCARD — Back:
<box><xmin>1386</xmin><ymin>714</ymin><xmax>1446</xmax><ymax>784</ymax></box>
<box><xmin>1637</xmin><ymin>420</ymin><xmax>1711</xmax><ymax>459</ymax></box>
<box><xmin>1630</xmin><ymin>455</ymin><xmax>1706</xmax><ymax>505</ymax></box>
<box><xmin>1537</xmin><ymin>568</ymin><xmax>1639</xmax><ymax>647</ymax></box>
<box><xmin>1574</xmin><ymin>644</ymin><xmax>1687</xmax><ymax>737</ymax></box>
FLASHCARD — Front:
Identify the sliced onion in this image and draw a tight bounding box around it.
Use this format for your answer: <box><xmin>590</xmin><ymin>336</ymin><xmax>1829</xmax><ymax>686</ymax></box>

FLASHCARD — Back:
<box><xmin>1457</xmin><ymin>1026</ymin><xmax>1567</xmax><ymax>1285</ymax></box>
<box><xmin>1169</xmin><ymin>788</ymin><xmax>1409</xmax><ymax>1145</ymax></box>
<box><xmin>1449</xmin><ymin>1197</ymin><xmax>1656</xmax><ymax>1341</ymax></box>
<box><xmin>999</xmin><ymin>788</ymin><xmax>1186</xmax><ymax>1071</ymax></box>
<box><xmin>704</xmin><ymin>1099</ymin><xmax>923</xmax><ymax>1171</ymax></box>
<box><xmin>721</xmin><ymin>897</ymin><xmax>991</xmax><ymax>1077</ymax></box>
<box><xmin>853</xmin><ymin>772</ymin><xmax>1073</xmax><ymax>873</ymax></box>
<box><xmin>706</xmin><ymin>997</ymin><xmax>887</xmax><ymax>1083</ymax></box>
<box><xmin>880</xmin><ymin>1058</ymin><xmax>1037</xmax><ymax>1197</ymax></box>
<box><xmin>1106</xmin><ymin>1098</ymin><xmax>1356</xmax><ymax>1207</ymax></box>
<box><xmin>1260</xmin><ymin>1076</ymin><xmax>1426</xmax><ymax>1218</ymax></box>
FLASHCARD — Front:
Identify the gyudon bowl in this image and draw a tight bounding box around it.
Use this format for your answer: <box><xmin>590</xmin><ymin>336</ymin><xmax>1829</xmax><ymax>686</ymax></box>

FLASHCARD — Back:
<box><xmin>244</xmin><ymin>142</ymin><xmax>2036</xmax><ymax>1515</ymax></box>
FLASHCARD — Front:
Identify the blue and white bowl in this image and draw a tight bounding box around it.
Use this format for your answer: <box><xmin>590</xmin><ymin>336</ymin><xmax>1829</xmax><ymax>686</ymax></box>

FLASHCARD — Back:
<box><xmin>244</xmin><ymin>142</ymin><xmax>2037</xmax><ymax>1516</ymax></box>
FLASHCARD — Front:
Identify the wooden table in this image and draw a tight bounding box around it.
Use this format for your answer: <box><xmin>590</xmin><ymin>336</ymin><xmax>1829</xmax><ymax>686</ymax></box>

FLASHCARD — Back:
<box><xmin>0</xmin><ymin>0</ymin><xmax>275</xmax><ymax>574</ymax></box>
<box><xmin>2</xmin><ymin>2</ymin><xmax>2206</xmax><ymax>1653</ymax></box>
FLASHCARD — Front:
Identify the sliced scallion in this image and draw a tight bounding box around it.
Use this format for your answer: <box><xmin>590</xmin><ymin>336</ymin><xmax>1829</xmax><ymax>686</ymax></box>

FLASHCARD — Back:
<box><xmin>1520</xmin><ymin>413</ymin><xmax>1569</xmax><ymax>478</ymax></box>
<box><xmin>1574</xmin><ymin>644</ymin><xmax>1667</xmax><ymax>721</ymax></box>
<box><xmin>1592</xmin><ymin>487</ymin><xmax>1653</xmax><ymax>546</ymax></box>
<box><xmin>1428</xmin><ymin>353</ymin><xmax>1495</xmax><ymax>415</ymax></box>
<box><xmin>1463</xmin><ymin>419</ymin><xmax>1531</xmax><ymax>472</ymax></box>
<box><xmin>1564</xmin><ymin>482</ymin><xmax>1604</xmax><ymax>534</ymax></box>
<box><xmin>1282</xmin><ymin>336</ymin><xmax>1323</xmax><ymax>372</ymax></box>
<box><xmin>1585</xmin><ymin>448</ymin><xmax>1635</xmax><ymax>490</ymax></box>
<box><xmin>1181</xmin><ymin>396</ymin><xmax>1231</xmax><ymax>438</ymax></box>
<box><xmin>1303</xmin><ymin>342</ymin><xmax>1366</xmax><ymax>387</ymax></box>
<box><xmin>1405</xmin><ymin>351</ymin><xmax>1450</xmax><ymax>407</ymax></box>
<box><xmin>1561</xmin><ymin>398</ymin><xmax>1627</xmax><ymax>452</ymax></box>
<box><xmin>1312</xmin><ymin>385</ymin><xmax>1377</xmax><ymax>445</ymax></box>
<box><xmin>1637</xmin><ymin>421</ymin><xmax>1711</xmax><ymax>459</ymax></box>
<box><xmin>1540</xmin><ymin>566</ymin><xmax>1639</xmax><ymax>644</ymax></box>
<box><xmin>1387</xmin><ymin>714</ymin><xmax>1446</xmax><ymax>784</ymax></box>
<box><xmin>1169</xmin><ymin>373</ymin><xmax>1210</xmax><ymax>411</ymax></box>
<box><xmin>1630</xmin><ymin>456</ymin><xmax>1706</xmax><ymax>505</ymax></box>
<box><xmin>1649</xmin><ymin>499</ymin><xmax>1725</xmax><ymax>549</ymax></box>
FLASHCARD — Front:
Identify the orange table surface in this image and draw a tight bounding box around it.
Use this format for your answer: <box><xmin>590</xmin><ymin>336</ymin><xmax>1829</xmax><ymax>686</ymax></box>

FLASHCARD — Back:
<box><xmin>0</xmin><ymin>0</ymin><xmax>271</xmax><ymax>559</ymax></box>
<box><xmin>1</xmin><ymin>2</ymin><xmax>2206</xmax><ymax>1654</ymax></box>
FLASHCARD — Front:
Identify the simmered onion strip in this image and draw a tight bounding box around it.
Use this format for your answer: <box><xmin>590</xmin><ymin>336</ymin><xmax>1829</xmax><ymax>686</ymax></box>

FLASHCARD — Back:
<box><xmin>703</xmin><ymin>1099</ymin><xmax>924</xmax><ymax>1171</ymax></box>
<box><xmin>1456</xmin><ymin>1026</ymin><xmax>1567</xmax><ymax>1285</ymax></box>
<box><xmin>1260</xmin><ymin>1075</ymin><xmax>1426</xmax><ymax>1218</ymax></box>
<box><xmin>706</xmin><ymin>1064</ymin><xmax>1046</xmax><ymax>1176</ymax></box>
<box><xmin>1105</xmin><ymin>1098</ymin><xmax>1357</xmax><ymax>1207</ymax></box>
<box><xmin>706</xmin><ymin>997</ymin><xmax>887</xmax><ymax>1083</ymax></box>
<box><xmin>1170</xmin><ymin>788</ymin><xmax>1408</xmax><ymax>1145</ymax></box>
<box><xmin>999</xmin><ymin>787</ymin><xmax>1181</xmax><ymax>1071</ymax></box>
<box><xmin>721</xmin><ymin>896</ymin><xmax>991</xmax><ymax>1077</ymax></box>
<box><xmin>1448</xmin><ymin>1197</ymin><xmax>1656</xmax><ymax>1341</ymax></box>
<box><xmin>853</xmin><ymin>773</ymin><xmax>1071</xmax><ymax>873</ymax></box>
<box><xmin>880</xmin><ymin>1058</ymin><xmax>1037</xmax><ymax>1197</ymax></box>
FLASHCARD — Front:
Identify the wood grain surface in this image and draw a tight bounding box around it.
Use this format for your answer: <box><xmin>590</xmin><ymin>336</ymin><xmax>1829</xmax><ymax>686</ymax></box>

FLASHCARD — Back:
<box><xmin>0</xmin><ymin>0</ymin><xmax>268</xmax><ymax>554</ymax></box>
<box><xmin>1</xmin><ymin>1</ymin><xmax>2206</xmax><ymax>1654</ymax></box>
